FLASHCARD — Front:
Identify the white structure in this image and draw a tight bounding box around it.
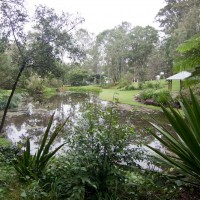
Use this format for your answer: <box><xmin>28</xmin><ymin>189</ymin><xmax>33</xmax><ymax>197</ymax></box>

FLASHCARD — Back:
<box><xmin>166</xmin><ymin>71</ymin><xmax>192</xmax><ymax>91</ymax></box>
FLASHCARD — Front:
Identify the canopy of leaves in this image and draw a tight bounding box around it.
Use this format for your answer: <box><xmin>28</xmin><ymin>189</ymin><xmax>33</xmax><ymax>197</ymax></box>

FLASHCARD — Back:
<box><xmin>174</xmin><ymin>34</ymin><xmax>200</xmax><ymax>71</ymax></box>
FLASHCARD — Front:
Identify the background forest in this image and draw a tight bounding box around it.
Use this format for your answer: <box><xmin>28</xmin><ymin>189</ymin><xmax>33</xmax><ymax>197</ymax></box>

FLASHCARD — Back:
<box><xmin>0</xmin><ymin>0</ymin><xmax>200</xmax><ymax>90</ymax></box>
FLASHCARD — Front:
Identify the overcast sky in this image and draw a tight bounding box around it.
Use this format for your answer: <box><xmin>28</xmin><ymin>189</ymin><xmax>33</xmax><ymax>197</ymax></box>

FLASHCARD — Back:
<box><xmin>26</xmin><ymin>0</ymin><xmax>165</xmax><ymax>35</ymax></box>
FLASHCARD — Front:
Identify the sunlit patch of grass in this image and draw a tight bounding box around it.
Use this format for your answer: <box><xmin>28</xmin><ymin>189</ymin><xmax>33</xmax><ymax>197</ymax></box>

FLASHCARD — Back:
<box><xmin>99</xmin><ymin>89</ymin><xmax>161</xmax><ymax>110</ymax></box>
<box><xmin>43</xmin><ymin>87</ymin><xmax>57</xmax><ymax>98</ymax></box>
<box><xmin>66</xmin><ymin>85</ymin><xmax>102</xmax><ymax>94</ymax></box>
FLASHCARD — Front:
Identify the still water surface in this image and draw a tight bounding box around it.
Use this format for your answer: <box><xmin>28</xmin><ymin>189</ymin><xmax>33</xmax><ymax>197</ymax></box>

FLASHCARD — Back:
<box><xmin>2</xmin><ymin>92</ymin><xmax>169</xmax><ymax>154</ymax></box>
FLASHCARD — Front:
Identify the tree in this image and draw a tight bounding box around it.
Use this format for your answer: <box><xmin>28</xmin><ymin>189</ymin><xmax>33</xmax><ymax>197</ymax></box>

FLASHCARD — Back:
<box><xmin>68</xmin><ymin>68</ymin><xmax>89</xmax><ymax>86</ymax></box>
<box><xmin>146</xmin><ymin>47</ymin><xmax>170</xmax><ymax>80</ymax></box>
<box><xmin>156</xmin><ymin>0</ymin><xmax>200</xmax><ymax>74</ymax></box>
<box><xmin>174</xmin><ymin>34</ymin><xmax>200</xmax><ymax>71</ymax></box>
<box><xmin>127</xmin><ymin>26</ymin><xmax>158</xmax><ymax>81</ymax></box>
<box><xmin>82</xmin><ymin>23</ymin><xmax>159</xmax><ymax>84</ymax></box>
<box><xmin>27</xmin><ymin>6</ymin><xmax>85</xmax><ymax>77</ymax></box>
<box><xmin>94</xmin><ymin>22</ymin><xmax>131</xmax><ymax>84</ymax></box>
<box><xmin>0</xmin><ymin>0</ymin><xmax>84</xmax><ymax>133</ymax></box>
<box><xmin>156</xmin><ymin>0</ymin><xmax>200</xmax><ymax>35</ymax></box>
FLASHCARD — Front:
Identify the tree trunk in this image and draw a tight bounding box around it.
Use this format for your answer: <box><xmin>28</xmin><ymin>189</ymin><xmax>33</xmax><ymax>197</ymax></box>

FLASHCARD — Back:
<box><xmin>0</xmin><ymin>63</ymin><xmax>26</xmax><ymax>134</ymax></box>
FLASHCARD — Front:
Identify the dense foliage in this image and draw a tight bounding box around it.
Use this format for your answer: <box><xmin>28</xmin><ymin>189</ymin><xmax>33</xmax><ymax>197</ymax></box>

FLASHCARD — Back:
<box><xmin>174</xmin><ymin>34</ymin><xmax>200</xmax><ymax>71</ymax></box>
<box><xmin>137</xmin><ymin>89</ymin><xmax>172</xmax><ymax>106</ymax></box>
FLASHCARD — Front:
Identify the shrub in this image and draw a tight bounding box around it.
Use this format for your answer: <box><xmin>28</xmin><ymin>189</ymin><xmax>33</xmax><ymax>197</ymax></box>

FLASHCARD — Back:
<box><xmin>142</xmin><ymin>81</ymin><xmax>164</xmax><ymax>90</ymax></box>
<box><xmin>177</xmin><ymin>83</ymin><xmax>200</xmax><ymax>102</ymax></box>
<box><xmin>25</xmin><ymin>74</ymin><xmax>45</xmax><ymax>95</ymax></box>
<box><xmin>48</xmin><ymin>78</ymin><xmax>63</xmax><ymax>88</ymax></box>
<box><xmin>138</xmin><ymin>89</ymin><xmax>171</xmax><ymax>105</ymax></box>
<box><xmin>20</xmin><ymin>180</ymin><xmax>57</xmax><ymax>200</ymax></box>
<box><xmin>46</xmin><ymin>105</ymin><xmax>146</xmax><ymax>199</ymax></box>
<box><xmin>153</xmin><ymin>90</ymin><xmax>171</xmax><ymax>105</ymax></box>
<box><xmin>138</xmin><ymin>89</ymin><xmax>155</xmax><ymax>100</ymax></box>
<box><xmin>0</xmin><ymin>145</ymin><xmax>20</xmax><ymax>165</ymax></box>
<box><xmin>120</xmin><ymin>85</ymin><xmax>136</xmax><ymax>91</ymax></box>
<box><xmin>118</xmin><ymin>73</ymin><xmax>133</xmax><ymax>89</ymax></box>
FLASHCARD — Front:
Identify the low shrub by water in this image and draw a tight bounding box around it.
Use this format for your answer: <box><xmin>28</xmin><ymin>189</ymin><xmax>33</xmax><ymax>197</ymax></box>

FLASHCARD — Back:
<box><xmin>137</xmin><ymin>89</ymin><xmax>171</xmax><ymax>106</ymax></box>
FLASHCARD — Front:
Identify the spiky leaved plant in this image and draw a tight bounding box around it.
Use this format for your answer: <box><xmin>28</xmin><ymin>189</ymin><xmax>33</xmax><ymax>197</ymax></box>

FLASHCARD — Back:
<box><xmin>13</xmin><ymin>113</ymin><xmax>67</xmax><ymax>181</ymax></box>
<box><xmin>147</xmin><ymin>89</ymin><xmax>200</xmax><ymax>184</ymax></box>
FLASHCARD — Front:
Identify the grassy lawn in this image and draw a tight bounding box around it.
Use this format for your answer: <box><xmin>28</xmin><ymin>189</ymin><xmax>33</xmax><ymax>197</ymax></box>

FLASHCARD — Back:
<box><xmin>128</xmin><ymin>79</ymin><xmax>180</xmax><ymax>92</ymax></box>
<box><xmin>99</xmin><ymin>79</ymin><xmax>181</xmax><ymax>110</ymax></box>
<box><xmin>99</xmin><ymin>89</ymin><xmax>161</xmax><ymax>110</ymax></box>
<box><xmin>65</xmin><ymin>85</ymin><xmax>102</xmax><ymax>93</ymax></box>
<box><xmin>43</xmin><ymin>87</ymin><xmax>57</xmax><ymax>98</ymax></box>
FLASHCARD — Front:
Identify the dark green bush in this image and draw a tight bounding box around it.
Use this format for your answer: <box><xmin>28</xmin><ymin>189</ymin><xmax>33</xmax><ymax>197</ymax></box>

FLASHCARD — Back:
<box><xmin>138</xmin><ymin>89</ymin><xmax>171</xmax><ymax>105</ymax></box>
<box><xmin>153</xmin><ymin>90</ymin><xmax>171</xmax><ymax>104</ymax></box>
<box><xmin>0</xmin><ymin>146</ymin><xmax>20</xmax><ymax>165</ymax></box>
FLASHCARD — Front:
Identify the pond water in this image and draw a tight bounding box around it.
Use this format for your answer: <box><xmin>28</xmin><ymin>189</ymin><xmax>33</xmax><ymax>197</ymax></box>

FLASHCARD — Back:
<box><xmin>1</xmin><ymin>92</ymin><xmax>171</xmax><ymax>154</ymax></box>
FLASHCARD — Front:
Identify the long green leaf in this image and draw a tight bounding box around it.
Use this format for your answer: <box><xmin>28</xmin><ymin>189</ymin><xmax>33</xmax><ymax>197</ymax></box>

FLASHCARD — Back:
<box><xmin>41</xmin><ymin>117</ymin><xmax>69</xmax><ymax>159</ymax></box>
<box><xmin>36</xmin><ymin>113</ymin><xmax>55</xmax><ymax>161</ymax></box>
<box><xmin>147</xmin><ymin>90</ymin><xmax>200</xmax><ymax>183</ymax></box>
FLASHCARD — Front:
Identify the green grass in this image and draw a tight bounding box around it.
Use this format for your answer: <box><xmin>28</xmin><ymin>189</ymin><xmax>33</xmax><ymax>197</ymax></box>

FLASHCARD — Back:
<box><xmin>99</xmin><ymin>89</ymin><xmax>161</xmax><ymax>110</ymax></box>
<box><xmin>0</xmin><ymin>89</ymin><xmax>11</xmax><ymax>96</ymax></box>
<box><xmin>43</xmin><ymin>87</ymin><xmax>57</xmax><ymax>98</ymax></box>
<box><xmin>66</xmin><ymin>85</ymin><xmax>102</xmax><ymax>94</ymax></box>
<box><xmin>120</xmin><ymin>79</ymin><xmax>180</xmax><ymax>92</ymax></box>
<box><xmin>99</xmin><ymin>80</ymin><xmax>181</xmax><ymax>110</ymax></box>
<box><xmin>171</xmin><ymin>80</ymin><xmax>181</xmax><ymax>91</ymax></box>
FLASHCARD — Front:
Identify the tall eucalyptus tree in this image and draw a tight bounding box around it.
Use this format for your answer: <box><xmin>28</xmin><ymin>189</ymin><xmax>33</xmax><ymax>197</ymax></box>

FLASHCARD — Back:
<box><xmin>95</xmin><ymin>22</ymin><xmax>131</xmax><ymax>84</ymax></box>
<box><xmin>127</xmin><ymin>26</ymin><xmax>158</xmax><ymax>82</ymax></box>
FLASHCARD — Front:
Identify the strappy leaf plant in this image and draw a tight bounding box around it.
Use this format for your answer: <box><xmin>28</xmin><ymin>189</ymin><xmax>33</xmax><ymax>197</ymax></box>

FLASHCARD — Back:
<box><xmin>13</xmin><ymin>113</ymin><xmax>67</xmax><ymax>181</ymax></box>
<box><xmin>147</xmin><ymin>89</ymin><xmax>200</xmax><ymax>183</ymax></box>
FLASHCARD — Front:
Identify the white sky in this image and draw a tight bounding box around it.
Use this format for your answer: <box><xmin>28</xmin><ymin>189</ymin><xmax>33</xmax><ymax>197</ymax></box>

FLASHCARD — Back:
<box><xmin>26</xmin><ymin>0</ymin><xmax>165</xmax><ymax>35</ymax></box>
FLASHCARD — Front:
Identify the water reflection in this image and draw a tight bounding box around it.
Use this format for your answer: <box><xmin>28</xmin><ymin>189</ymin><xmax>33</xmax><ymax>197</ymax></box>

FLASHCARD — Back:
<box><xmin>3</xmin><ymin>92</ymin><xmax>169</xmax><ymax>155</ymax></box>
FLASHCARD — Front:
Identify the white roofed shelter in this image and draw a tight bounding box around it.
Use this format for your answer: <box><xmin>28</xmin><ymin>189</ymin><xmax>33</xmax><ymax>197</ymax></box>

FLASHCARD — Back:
<box><xmin>166</xmin><ymin>71</ymin><xmax>191</xmax><ymax>91</ymax></box>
